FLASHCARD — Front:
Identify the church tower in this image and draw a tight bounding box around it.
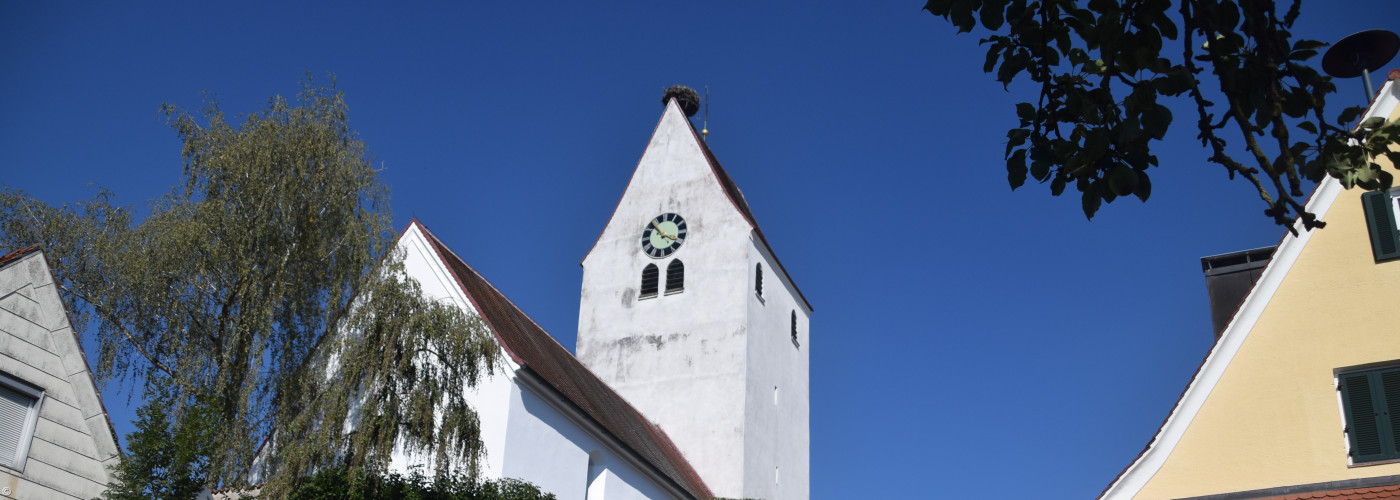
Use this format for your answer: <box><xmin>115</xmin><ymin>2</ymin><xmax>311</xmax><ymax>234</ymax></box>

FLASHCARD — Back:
<box><xmin>576</xmin><ymin>87</ymin><xmax>811</xmax><ymax>500</ymax></box>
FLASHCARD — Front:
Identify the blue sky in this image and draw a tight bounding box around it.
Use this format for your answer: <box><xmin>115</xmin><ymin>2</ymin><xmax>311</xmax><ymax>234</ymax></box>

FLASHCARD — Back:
<box><xmin>4</xmin><ymin>1</ymin><xmax>1399</xmax><ymax>498</ymax></box>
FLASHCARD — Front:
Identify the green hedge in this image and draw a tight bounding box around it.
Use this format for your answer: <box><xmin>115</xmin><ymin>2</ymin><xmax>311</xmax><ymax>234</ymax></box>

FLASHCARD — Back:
<box><xmin>287</xmin><ymin>468</ymin><xmax>555</xmax><ymax>500</ymax></box>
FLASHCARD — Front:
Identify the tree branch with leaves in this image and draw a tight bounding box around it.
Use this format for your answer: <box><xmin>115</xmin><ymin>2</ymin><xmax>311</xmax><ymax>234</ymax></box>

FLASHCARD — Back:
<box><xmin>924</xmin><ymin>0</ymin><xmax>1400</xmax><ymax>230</ymax></box>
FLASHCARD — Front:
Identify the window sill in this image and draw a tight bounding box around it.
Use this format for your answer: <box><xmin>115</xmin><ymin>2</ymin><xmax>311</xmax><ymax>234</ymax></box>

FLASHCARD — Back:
<box><xmin>639</xmin><ymin>294</ymin><xmax>657</xmax><ymax>301</ymax></box>
<box><xmin>1349</xmin><ymin>457</ymin><xmax>1400</xmax><ymax>468</ymax></box>
<box><xmin>665</xmin><ymin>289</ymin><xmax>684</xmax><ymax>296</ymax></box>
<box><xmin>755</xmin><ymin>294</ymin><xmax>765</xmax><ymax>305</ymax></box>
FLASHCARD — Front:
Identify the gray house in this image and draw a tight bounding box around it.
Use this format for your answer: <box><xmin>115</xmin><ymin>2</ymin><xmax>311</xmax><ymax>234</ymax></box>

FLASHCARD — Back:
<box><xmin>0</xmin><ymin>246</ymin><xmax>120</xmax><ymax>499</ymax></box>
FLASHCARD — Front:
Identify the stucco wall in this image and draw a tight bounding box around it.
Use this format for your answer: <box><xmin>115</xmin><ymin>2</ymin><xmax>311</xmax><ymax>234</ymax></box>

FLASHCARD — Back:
<box><xmin>396</xmin><ymin>226</ymin><xmax>681</xmax><ymax>499</ymax></box>
<box><xmin>0</xmin><ymin>252</ymin><xmax>119</xmax><ymax>500</ymax></box>
<box><xmin>742</xmin><ymin>237</ymin><xmax>810</xmax><ymax>500</ymax></box>
<box><xmin>1135</xmin><ymin>100</ymin><xmax>1400</xmax><ymax>498</ymax></box>
<box><xmin>576</xmin><ymin>101</ymin><xmax>760</xmax><ymax>497</ymax></box>
<box><xmin>387</xmin><ymin>227</ymin><xmax>514</xmax><ymax>479</ymax></box>
<box><xmin>501</xmin><ymin>380</ymin><xmax>678</xmax><ymax>500</ymax></box>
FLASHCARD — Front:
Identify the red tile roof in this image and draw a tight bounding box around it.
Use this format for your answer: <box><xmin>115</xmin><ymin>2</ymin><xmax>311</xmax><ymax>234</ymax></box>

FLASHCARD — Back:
<box><xmin>0</xmin><ymin>244</ymin><xmax>41</xmax><ymax>267</ymax></box>
<box><xmin>414</xmin><ymin>220</ymin><xmax>714</xmax><ymax>500</ymax></box>
<box><xmin>1258</xmin><ymin>483</ymin><xmax>1400</xmax><ymax>499</ymax></box>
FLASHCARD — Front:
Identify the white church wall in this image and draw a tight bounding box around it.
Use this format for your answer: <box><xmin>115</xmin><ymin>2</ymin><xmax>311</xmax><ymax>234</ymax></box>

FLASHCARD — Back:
<box><xmin>577</xmin><ymin>100</ymin><xmax>762</xmax><ymax>496</ymax></box>
<box><xmin>396</xmin><ymin>226</ymin><xmax>684</xmax><ymax>499</ymax></box>
<box><xmin>743</xmin><ymin>237</ymin><xmax>811</xmax><ymax>500</ymax></box>
<box><xmin>501</xmin><ymin>376</ymin><xmax>680</xmax><ymax>500</ymax></box>
<box><xmin>387</xmin><ymin>227</ymin><xmax>514</xmax><ymax>479</ymax></box>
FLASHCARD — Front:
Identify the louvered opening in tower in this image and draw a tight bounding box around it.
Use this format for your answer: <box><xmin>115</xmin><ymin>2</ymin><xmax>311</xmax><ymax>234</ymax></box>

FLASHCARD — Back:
<box><xmin>666</xmin><ymin>260</ymin><xmax>685</xmax><ymax>294</ymax></box>
<box><xmin>640</xmin><ymin>264</ymin><xmax>659</xmax><ymax>299</ymax></box>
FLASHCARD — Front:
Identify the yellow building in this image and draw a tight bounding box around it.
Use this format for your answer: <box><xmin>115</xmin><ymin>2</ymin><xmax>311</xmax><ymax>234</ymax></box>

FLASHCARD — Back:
<box><xmin>1101</xmin><ymin>76</ymin><xmax>1400</xmax><ymax>499</ymax></box>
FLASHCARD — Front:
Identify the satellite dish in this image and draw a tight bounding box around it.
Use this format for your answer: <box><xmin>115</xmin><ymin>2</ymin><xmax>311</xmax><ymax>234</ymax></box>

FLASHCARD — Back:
<box><xmin>1322</xmin><ymin>29</ymin><xmax>1399</xmax><ymax>102</ymax></box>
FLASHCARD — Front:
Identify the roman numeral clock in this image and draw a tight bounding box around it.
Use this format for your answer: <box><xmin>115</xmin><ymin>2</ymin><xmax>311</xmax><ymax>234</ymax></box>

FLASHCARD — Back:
<box><xmin>641</xmin><ymin>212</ymin><xmax>687</xmax><ymax>258</ymax></box>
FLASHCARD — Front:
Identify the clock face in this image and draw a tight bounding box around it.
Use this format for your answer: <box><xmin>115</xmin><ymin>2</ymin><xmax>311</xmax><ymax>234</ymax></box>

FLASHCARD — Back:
<box><xmin>641</xmin><ymin>213</ymin><xmax>687</xmax><ymax>258</ymax></box>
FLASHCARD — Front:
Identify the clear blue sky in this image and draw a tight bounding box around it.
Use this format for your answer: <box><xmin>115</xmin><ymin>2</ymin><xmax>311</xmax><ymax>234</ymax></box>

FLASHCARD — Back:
<box><xmin>3</xmin><ymin>2</ymin><xmax>1398</xmax><ymax>498</ymax></box>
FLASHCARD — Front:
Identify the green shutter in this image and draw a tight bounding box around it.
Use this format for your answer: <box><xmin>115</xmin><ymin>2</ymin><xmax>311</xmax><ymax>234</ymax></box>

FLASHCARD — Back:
<box><xmin>1381</xmin><ymin>370</ymin><xmax>1400</xmax><ymax>458</ymax></box>
<box><xmin>1340</xmin><ymin>368</ymin><xmax>1400</xmax><ymax>463</ymax></box>
<box><xmin>1362</xmin><ymin>191</ymin><xmax>1400</xmax><ymax>262</ymax></box>
<box><xmin>1342</xmin><ymin>372</ymin><xmax>1388</xmax><ymax>462</ymax></box>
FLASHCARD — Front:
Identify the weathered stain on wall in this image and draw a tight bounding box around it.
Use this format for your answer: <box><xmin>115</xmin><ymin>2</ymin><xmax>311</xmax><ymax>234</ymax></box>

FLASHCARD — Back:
<box><xmin>575</xmin><ymin>99</ymin><xmax>809</xmax><ymax>499</ymax></box>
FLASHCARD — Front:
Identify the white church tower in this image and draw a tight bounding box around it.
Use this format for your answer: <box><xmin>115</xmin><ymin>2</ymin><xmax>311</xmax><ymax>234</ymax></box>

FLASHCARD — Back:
<box><xmin>577</xmin><ymin>87</ymin><xmax>811</xmax><ymax>500</ymax></box>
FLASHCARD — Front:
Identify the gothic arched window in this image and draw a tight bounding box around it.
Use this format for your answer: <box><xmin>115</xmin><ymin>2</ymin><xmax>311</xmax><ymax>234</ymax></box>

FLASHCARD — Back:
<box><xmin>640</xmin><ymin>264</ymin><xmax>659</xmax><ymax>299</ymax></box>
<box><xmin>666</xmin><ymin>260</ymin><xmax>685</xmax><ymax>293</ymax></box>
<box><xmin>755</xmin><ymin>263</ymin><xmax>764</xmax><ymax>298</ymax></box>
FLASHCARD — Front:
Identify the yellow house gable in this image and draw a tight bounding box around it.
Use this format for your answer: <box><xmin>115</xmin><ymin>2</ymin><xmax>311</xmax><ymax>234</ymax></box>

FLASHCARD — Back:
<box><xmin>1103</xmin><ymin>79</ymin><xmax>1400</xmax><ymax>499</ymax></box>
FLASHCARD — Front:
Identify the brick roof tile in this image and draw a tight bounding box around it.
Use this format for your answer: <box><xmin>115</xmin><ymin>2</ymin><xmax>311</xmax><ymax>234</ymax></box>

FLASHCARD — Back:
<box><xmin>1258</xmin><ymin>483</ymin><xmax>1400</xmax><ymax>499</ymax></box>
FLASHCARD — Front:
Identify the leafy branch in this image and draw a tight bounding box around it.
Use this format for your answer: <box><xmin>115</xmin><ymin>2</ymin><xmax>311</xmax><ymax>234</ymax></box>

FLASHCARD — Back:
<box><xmin>924</xmin><ymin>0</ymin><xmax>1400</xmax><ymax>230</ymax></box>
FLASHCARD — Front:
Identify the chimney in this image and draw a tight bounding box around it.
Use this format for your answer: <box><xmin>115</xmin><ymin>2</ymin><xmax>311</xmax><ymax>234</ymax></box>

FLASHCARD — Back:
<box><xmin>1200</xmin><ymin>246</ymin><xmax>1275</xmax><ymax>339</ymax></box>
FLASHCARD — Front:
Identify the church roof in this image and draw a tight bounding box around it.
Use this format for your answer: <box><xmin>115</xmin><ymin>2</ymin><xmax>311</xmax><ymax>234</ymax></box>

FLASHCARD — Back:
<box><xmin>413</xmin><ymin>220</ymin><xmax>714</xmax><ymax>500</ymax></box>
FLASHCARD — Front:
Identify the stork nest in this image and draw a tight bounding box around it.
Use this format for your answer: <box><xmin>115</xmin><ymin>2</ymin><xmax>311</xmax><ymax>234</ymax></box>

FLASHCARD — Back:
<box><xmin>661</xmin><ymin>85</ymin><xmax>700</xmax><ymax>117</ymax></box>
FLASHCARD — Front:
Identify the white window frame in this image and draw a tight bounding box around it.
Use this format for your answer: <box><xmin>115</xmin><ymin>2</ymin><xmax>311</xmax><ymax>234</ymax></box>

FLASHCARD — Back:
<box><xmin>0</xmin><ymin>371</ymin><xmax>44</xmax><ymax>472</ymax></box>
<box><xmin>1388</xmin><ymin>187</ymin><xmax>1400</xmax><ymax>225</ymax></box>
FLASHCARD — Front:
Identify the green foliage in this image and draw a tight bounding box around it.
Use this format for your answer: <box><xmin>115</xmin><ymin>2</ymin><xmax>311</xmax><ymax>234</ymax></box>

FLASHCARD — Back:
<box><xmin>923</xmin><ymin>0</ymin><xmax>1400</xmax><ymax>229</ymax></box>
<box><xmin>104</xmin><ymin>379</ymin><xmax>218</xmax><ymax>500</ymax></box>
<box><xmin>286</xmin><ymin>467</ymin><xmax>556</xmax><ymax>500</ymax></box>
<box><xmin>0</xmin><ymin>75</ymin><xmax>500</xmax><ymax>497</ymax></box>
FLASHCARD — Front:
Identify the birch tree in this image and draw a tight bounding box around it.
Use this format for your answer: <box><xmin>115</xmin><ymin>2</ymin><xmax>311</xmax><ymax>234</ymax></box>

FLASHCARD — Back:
<box><xmin>0</xmin><ymin>76</ymin><xmax>499</xmax><ymax>497</ymax></box>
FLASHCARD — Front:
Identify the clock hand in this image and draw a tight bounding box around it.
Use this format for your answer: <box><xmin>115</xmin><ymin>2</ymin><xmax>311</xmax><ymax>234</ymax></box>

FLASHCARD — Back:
<box><xmin>650</xmin><ymin>220</ymin><xmax>676</xmax><ymax>240</ymax></box>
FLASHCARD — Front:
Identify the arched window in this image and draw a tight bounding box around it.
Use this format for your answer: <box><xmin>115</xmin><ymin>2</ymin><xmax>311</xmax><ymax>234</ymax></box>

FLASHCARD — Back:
<box><xmin>640</xmin><ymin>264</ymin><xmax>659</xmax><ymax>299</ymax></box>
<box><xmin>666</xmin><ymin>259</ymin><xmax>685</xmax><ymax>293</ymax></box>
<box><xmin>755</xmin><ymin>263</ymin><xmax>764</xmax><ymax>298</ymax></box>
<box><xmin>791</xmin><ymin>310</ymin><xmax>800</xmax><ymax>348</ymax></box>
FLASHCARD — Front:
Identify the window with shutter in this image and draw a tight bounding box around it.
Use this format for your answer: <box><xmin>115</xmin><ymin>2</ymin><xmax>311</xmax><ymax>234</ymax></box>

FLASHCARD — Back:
<box><xmin>640</xmin><ymin>264</ymin><xmax>659</xmax><ymax>299</ymax></box>
<box><xmin>1339</xmin><ymin>366</ymin><xmax>1400</xmax><ymax>464</ymax></box>
<box><xmin>1362</xmin><ymin>190</ymin><xmax>1400</xmax><ymax>262</ymax></box>
<box><xmin>0</xmin><ymin>371</ymin><xmax>43</xmax><ymax>472</ymax></box>
<box><xmin>666</xmin><ymin>260</ymin><xmax>684</xmax><ymax>294</ymax></box>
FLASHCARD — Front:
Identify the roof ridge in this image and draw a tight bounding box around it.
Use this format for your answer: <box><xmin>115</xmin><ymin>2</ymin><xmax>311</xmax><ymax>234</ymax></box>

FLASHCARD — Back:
<box><xmin>410</xmin><ymin>220</ymin><xmax>524</xmax><ymax>364</ymax></box>
<box><xmin>0</xmin><ymin>244</ymin><xmax>43</xmax><ymax>268</ymax></box>
<box><xmin>681</xmin><ymin>108</ymin><xmax>814</xmax><ymax>311</ymax></box>
<box><xmin>420</xmin><ymin>220</ymin><xmax>572</xmax><ymax>355</ymax></box>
